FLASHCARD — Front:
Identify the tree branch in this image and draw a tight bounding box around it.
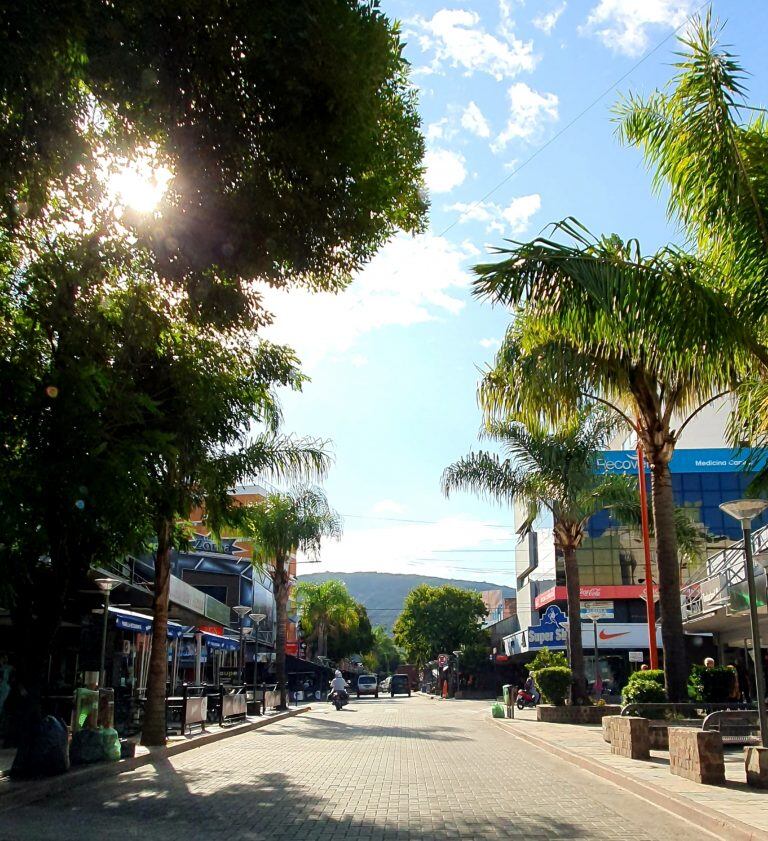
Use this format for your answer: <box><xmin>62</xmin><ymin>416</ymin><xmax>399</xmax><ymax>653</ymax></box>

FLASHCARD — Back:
<box><xmin>674</xmin><ymin>390</ymin><xmax>732</xmax><ymax>441</ymax></box>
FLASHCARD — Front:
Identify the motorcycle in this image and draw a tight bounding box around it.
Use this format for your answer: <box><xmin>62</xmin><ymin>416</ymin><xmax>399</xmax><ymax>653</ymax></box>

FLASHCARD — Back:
<box><xmin>516</xmin><ymin>688</ymin><xmax>537</xmax><ymax>710</ymax></box>
<box><xmin>329</xmin><ymin>689</ymin><xmax>349</xmax><ymax>711</ymax></box>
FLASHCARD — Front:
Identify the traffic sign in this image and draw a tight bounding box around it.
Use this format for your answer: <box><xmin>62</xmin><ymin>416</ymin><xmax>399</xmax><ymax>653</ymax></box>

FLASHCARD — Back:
<box><xmin>628</xmin><ymin>651</ymin><xmax>644</xmax><ymax>663</ymax></box>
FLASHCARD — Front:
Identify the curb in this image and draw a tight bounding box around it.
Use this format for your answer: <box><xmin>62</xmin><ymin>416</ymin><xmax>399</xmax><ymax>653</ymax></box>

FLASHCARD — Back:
<box><xmin>0</xmin><ymin>706</ymin><xmax>310</xmax><ymax>813</ymax></box>
<box><xmin>495</xmin><ymin>719</ymin><xmax>768</xmax><ymax>841</ymax></box>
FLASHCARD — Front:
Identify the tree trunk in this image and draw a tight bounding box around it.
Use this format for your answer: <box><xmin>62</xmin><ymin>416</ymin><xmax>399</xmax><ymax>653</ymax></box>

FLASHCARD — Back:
<box><xmin>650</xmin><ymin>458</ymin><xmax>688</xmax><ymax>702</ymax></box>
<box><xmin>562</xmin><ymin>544</ymin><xmax>588</xmax><ymax>703</ymax></box>
<box><xmin>318</xmin><ymin>622</ymin><xmax>327</xmax><ymax>659</ymax></box>
<box><xmin>273</xmin><ymin>554</ymin><xmax>289</xmax><ymax>711</ymax></box>
<box><xmin>141</xmin><ymin>519</ymin><xmax>172</xmax><ymax>746</ymax></box>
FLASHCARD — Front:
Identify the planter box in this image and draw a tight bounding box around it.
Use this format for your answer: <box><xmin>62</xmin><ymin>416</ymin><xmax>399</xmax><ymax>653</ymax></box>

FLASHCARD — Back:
<box><xmin>537</xmin><ymin>704</ymin><xmax>622</xmax><ymax>724</ymax></box>
<box><xmin>611</xmin><ymin>716</ymin><xmax>650</xmax><ymax>760</ymax></box>
<box><xmin>669</xmin><ymin>728</ymin><xmax>725</xmax><ymax>785</ymax></box>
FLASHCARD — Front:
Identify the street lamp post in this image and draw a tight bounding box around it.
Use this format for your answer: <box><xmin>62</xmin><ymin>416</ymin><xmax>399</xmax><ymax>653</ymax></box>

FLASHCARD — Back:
<box><xmin>95</xmin><ymin>578</ymin><xmax>119</xmax><ymax>688</ymax></box>
<box><xmin>720</xmin><ymin>499</ymin><xmax>768</xmax><ymax>749</ymax></box>
<box><xmin>233</xmin><ymin>605</ymin><xmax>250</xmax><ymax>684</ymax></box>
<box><xmin>250</xmin><ymin>612</ymin><xmax>266</xmax><ymax>691</ymax></box>
<box><xmin>636</xmin><ymin>443</ymin><xmax>659</xmax><ymax>669</ymax></box>
<box><xmin>453</xmin><ymin>650</ymin><xmax>461</xmax><ymax>697</ymax></box>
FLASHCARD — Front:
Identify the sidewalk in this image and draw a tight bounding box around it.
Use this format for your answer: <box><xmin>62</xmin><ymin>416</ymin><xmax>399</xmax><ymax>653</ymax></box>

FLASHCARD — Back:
<box><xmin>0</xmin><ymin>705</ymin><xmax>310</xmax><ymax>811</ymax></box>
<box><xmin>495</xmin><ymin>709</ymin><xmax>768</xmax><ymax>840</ymax></box>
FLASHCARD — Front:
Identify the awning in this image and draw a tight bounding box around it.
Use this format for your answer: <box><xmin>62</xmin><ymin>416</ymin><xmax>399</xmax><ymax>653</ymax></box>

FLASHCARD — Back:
<box><xmin>108</xmin><ymin>607</ymin><xmax>183</xmax><ymax>638</ymax></box>
<box><xmin>201</xmin><ymin>632</ymin><xmax>239</xmax><ymax>651</ymax></box>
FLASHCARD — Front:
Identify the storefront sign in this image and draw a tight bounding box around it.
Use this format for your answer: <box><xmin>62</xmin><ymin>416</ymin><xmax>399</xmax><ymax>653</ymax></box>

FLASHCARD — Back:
<box><xmin>527</xmin><ymin>605</ymin><xmax>568</xmax><ymax>650</ymax></box>
<box><xmin>595</xmin><ymin>447</ymin><xmax>764</xmax><ymax>475</ymax></box>
<box><xmin>580</xmin><ymin>601</ymin><xmax>614</xmax><ymax>620</ymax></box>
<box><xmin>628</xmin><ymin>651</ymin><xmax>644</xmax><ymax>662</ymax></box>
<box><xmin>535</xmin><ymin>584</ymin><xmax>658</xmax><ymax>609</ymax></box>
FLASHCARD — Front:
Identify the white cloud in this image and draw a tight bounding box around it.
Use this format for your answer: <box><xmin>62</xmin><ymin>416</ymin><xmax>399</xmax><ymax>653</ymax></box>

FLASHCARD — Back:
<box><xmin>448</xmin><ymin>193</ymin><xmax>541</xmax><ymax>235</ymax></box>
<box><xmin>461</xmin><ymin>101</ymin><xmax>491</xmax><ymax>138</ymax></box>
<box><xmin>260</xmin><ymin>233</ymin><xmax>471</xmax><ymax>368</ymax></box>
<box><xmin>424</xmin><ymin>148</ymin><xmax>467</xmax><ymax>194</ymax></box>
<box><xmin>370</xmin><ymin>499</ymin><xmax>406</xmax><ymax>515</ymax></box>
<box><xmin>582</xmin><ymin>1</ymin><xmax>695</xmax><ymax>57</ymax></box>
<box><xmin>298</xmin><ymin>515</ymin><xmax>517</xmax><ymax>585</ymax></box>
<box><xmin>479</xmin><ymin>337</ymin><xmax>502</xmax><ymax>349</ymax></box>
<box><xmin>493</xmin><ymin>83</ymin><xmax>559</xmax><ymax>151</ymax></box>
<box><xmin>410</xmin><ymin>9</ymin><xmax>536</xmax><ymax>81</ymax></box>
<box><xmin>533</xmin><ymin>2</ymin><xmax>567</xmax><ymax>35</ymax></box>
<box><xmin>350</xmin><ymin>354</ymin><xmax>368</xmax><ymax>368</ymax></box>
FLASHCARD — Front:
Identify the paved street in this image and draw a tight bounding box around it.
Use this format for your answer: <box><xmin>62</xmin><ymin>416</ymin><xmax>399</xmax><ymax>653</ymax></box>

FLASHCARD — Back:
<box><xmin>3</xmin><ymin>697</ymin><xmax>712</xmax><ymax>841</ymax></box>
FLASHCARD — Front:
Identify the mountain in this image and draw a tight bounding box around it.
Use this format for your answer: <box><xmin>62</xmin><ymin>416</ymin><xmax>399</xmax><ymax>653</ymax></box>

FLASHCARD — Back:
<box><xmin>297</xmin><ymin>571</ymin><xmax>515</xmax><ymax>632</ymax></box>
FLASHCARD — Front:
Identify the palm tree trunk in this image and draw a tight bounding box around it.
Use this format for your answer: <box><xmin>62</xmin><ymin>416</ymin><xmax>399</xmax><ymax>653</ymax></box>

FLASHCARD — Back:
<box><xmin>562</xmin><ymin>544</ymin><xmax>588</xmax><ymax>703</ymax></box>
<box><xmin>650</xmin><ymin>458</ymin><xmax>688</xmax><ymax>702</ymax></box>
<box><xmin>141</xmin><ymin>519</ymin><xmax>171</xmax><ymax>746</ymax></box>
<box><xmin>318</xmin><ymin>622</ymin><xmax>327</xmax><ymax>659</ymax></box>
<box><xmin>273</xmin><ymin>554</ymin><xmax>288</xmax><ymax>711</ymax></box>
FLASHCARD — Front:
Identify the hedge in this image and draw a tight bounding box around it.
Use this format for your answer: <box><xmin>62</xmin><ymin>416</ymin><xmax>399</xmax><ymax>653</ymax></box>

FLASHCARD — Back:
<box><xmin>535</xmin><ymin>666</ymin><xmax>572</xmax><ymax>706</ymax></box>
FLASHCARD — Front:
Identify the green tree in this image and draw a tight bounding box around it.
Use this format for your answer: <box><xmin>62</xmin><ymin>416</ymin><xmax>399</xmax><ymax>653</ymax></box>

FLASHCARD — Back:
<box><xmin>328</xmin><ymin>603</ymin><xmax>375</xmax><ymax>664</ymax></box>
<box><xmin>237</xmin><ymin>488</ymin><xmax>342</xmax><ymax>709</ymax></box>
<box><xmin>297</xmin><ymin>579</ymin><xmax>359</xmax><ymax>659</ymax></box>
<box><xmin>392</xmin><ymin>584</ymin><xmax>487</xmax><ymax>666</ymax></box>
<box><xmin>473</xmin><ymin>223</ymin><xmax>754</xmax><ymax>700</ymax></box>
<box><xmin>442</xmin><ymin>407</ymin><xmax>637</xmax><ymax>701</ymax></box>
<box><xmin>615</xmin><ymin>14</ymin><xmax>768</xmax><ymax>486</ymax></box>
<box><xmin>132</xmin><ymin>321</ymin><xmax>331</xmax><ymax>746</ymax></box>
<box><xmin>368</xmin><ymin>626</ymin><xmax>402</xmax><ymax>675</ymax></box>
<box><xmin>2</xmin><ymin>1</ymin><xmax>427</xmax><ymax>281</ymax></box>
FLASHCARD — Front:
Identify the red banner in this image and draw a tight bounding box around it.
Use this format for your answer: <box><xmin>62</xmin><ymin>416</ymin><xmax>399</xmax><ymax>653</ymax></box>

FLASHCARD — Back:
<box><xmin>534</xmin><ymin>584</ymin><xmax>659</xmax><ymax>609</ymax></box>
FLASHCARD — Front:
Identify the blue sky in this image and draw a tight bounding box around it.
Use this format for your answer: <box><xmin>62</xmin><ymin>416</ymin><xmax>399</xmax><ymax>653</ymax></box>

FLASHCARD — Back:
<box><xmin>262</xmin><ymin>1</ymin><xmax>768</xmax><ymax>587</ymax></box>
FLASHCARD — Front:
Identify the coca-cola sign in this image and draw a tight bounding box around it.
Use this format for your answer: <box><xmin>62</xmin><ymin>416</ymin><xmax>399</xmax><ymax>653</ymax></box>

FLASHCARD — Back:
<box><xmin>534</xmin><ymin>584</ymin><xmax>655</xmax><ymax>609</ymax></box>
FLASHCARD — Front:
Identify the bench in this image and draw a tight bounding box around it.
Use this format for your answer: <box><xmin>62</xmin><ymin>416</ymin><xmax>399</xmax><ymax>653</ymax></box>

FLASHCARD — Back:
<box><xmin>166</xmin><ymin>684</ymin><xmax>207</xmax><ymax>735</ymax></box>
<box><xmin>702</xmin><ymin>709</ymin><xmax>759</xmax><ymax>746</ymax></box>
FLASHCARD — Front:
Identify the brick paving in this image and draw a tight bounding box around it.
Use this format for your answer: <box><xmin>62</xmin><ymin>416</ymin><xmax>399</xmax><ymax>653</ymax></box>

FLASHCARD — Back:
<box><xmin>2</xmin><ymin>696</ymin><xmax>710</xmax><ymax>840</ymax></box>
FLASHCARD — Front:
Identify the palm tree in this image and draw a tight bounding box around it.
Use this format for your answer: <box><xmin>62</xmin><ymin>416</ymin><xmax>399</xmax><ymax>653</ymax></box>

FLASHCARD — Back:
<box><xmin>297</xmin><ymin>579</ymin><xmax>359</xmax><ymax>659</ymax></box>
<box><xmin>473</xmin><ymin>223</ymin><xmax>756</xmax><ymax>700</ymax></box>
<box><xmin>441</xmin><ymin>408</ymin><xmax>637</xmax><ymax>702</ymax></box>
<box><xmin>239</xmin><ymin>487</ymin><xmax>342</xmax><ymax>709</ymax></box>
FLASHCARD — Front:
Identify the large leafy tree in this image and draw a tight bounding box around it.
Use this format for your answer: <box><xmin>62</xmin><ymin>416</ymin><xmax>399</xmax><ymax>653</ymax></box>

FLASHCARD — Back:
<box><xmin>473</xmin><ymin>222</ymin><xmax>756</xmax><ymax>700</ymax></box>
<box><xmin>327</xmin><ymin>603</ymin><xmax>375</xmax><ymax>664</ymax></box>
<box><xmin>237</xmin><ymin>489</ymin><xmax>342</xmax><ymax>709</ymax></box>
<box><xmin>615</xmin><ymin>14</ymin><xmax>768</xmax><ymax>485</ymax></box>
<box><xmin>442</xmin><ymin>408</ymin><xmax>636</xmax><ymax>701</ymax></box>
<box><xmin>366</xmin><ymin>626</ymin><xmax>402</xmax><ymax>675</ymax></box>
<box><xmin>297</xmin><ymin>579</ymin><xmax>360</xmax><ymax>660</ymax></box>
<box><xmin>393</xmin><ymin>585</ymin><xmax>487</xmax><ymax>667</ymax></box>
<box><xmin>2</xmin><ymin>0</ymin><xmax>427</xmax><ymax>284</ymax></box>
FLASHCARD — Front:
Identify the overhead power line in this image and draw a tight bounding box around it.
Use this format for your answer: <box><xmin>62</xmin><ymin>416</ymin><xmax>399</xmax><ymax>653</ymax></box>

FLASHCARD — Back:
<box><xmin>436</xmin><ymin>0</ymin><xmax>711</xmax><ymax>240</ymax></box>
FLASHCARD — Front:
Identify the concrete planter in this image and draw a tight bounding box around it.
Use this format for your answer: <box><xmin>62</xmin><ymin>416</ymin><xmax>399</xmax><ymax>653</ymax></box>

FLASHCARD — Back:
<box><xmin>537</xmin><ymin>704</ymin><xmax>622</xmax><ymax>724</ymax></box>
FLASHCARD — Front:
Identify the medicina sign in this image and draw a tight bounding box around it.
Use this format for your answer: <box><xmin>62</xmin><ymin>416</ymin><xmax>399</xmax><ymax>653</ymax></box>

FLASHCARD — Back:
<box><xmin>595</xmin><ymin>448</ymin><xmax>764</xmax><ymax>475</ymax></box>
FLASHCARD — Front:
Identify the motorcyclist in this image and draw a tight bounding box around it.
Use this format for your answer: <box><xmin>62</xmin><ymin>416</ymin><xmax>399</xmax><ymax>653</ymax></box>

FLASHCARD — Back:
<box><xmin>329</xmin><ymin>670</ymin><xmax>348</xmax><ymax>702</ymax></box>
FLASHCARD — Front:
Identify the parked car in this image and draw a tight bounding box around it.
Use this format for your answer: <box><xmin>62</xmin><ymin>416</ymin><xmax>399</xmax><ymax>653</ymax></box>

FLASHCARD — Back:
<box><xmin>356</xmin><ymin>674</ymin><xmax>379</xmax><ymax>698</ymax></box>
<box><xmin>389</xmin><ymin>674</ymin><xmax>411</xmax><ymax>697</ymax></box>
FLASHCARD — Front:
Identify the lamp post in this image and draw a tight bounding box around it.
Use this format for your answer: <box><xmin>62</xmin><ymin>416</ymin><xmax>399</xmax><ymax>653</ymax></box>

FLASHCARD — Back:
<box><xmin>636</xmin><ymin>443</ymin><xmax>659</xmax><ymax>669</ymax></box>
<box><xmin>233</xmin><ymin>605</ymin><xmax>250</xmax><ymax>684</ymax></box>
<box><xmin>720</xmin><ymin>499</ymin><xmax>768</xmax><ymax>748</ymax></box>
<box><xmin>453</xmin><ymin>650</ymin><xmax>461</xmax><ymax>697</ymax></box>
<box><xmin>95</xmin><ymin>578</ymin><xmax>119</xmax><ymax>688</ymax></box>
<box><xmin>250</xmin><ymin>613</ymin><xmax>266</xmax><ymax>691</ymax></box>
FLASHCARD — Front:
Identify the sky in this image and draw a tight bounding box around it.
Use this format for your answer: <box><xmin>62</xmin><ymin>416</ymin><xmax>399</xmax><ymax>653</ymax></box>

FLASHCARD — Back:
<box><xmin>260</xmin><ymin>0</ymin><xmax>768</xmax><ymax>588</ymax></box>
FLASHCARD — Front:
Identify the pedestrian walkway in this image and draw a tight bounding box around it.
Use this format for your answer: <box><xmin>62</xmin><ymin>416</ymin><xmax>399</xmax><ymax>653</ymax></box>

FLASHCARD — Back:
<box><xmin>2</xmin><ymin>696</ymin><xmax>714</xmax><ymax>840</ymax></box>
<box><xmin>496</xmin><ymin>707</ymin><xmax>768</xmax><ymax>839</ymax></box>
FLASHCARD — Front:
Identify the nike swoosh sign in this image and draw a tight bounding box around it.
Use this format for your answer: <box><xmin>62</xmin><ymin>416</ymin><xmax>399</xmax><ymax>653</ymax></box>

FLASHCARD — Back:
<box><xmin>599</xmin><ymin>630</ymin><xmax>629</xmax><ymax>640</ymax></box>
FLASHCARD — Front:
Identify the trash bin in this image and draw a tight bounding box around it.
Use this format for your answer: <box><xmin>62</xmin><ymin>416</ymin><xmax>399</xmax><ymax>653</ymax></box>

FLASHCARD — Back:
<box><xmin>502</xmin><ymin>685</ymin><xmax>513</xmax><ymax>706</ymax></box>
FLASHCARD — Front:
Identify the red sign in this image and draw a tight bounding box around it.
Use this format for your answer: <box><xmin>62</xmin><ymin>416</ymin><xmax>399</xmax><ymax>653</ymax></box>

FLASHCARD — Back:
<box><xmin>198</xmin><ymin>625</ymin><xmax>223</xmax><ymax>635</ymax></box>
<box><xmin>285</xmin><ymin>642</ymin><xmax>299</xmax><ymax>656</ymax></box>
<box><xmin>534</xmin><ymin>585</ymin><xmax>660</xmax><ymax>610</ymax></box>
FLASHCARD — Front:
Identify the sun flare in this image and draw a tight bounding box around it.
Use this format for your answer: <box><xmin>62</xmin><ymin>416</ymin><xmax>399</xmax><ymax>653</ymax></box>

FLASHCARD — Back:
<box><xmin>107</xmin><ymin>157</ymin><xmax>173</xmax><ymax>214</ymax></box>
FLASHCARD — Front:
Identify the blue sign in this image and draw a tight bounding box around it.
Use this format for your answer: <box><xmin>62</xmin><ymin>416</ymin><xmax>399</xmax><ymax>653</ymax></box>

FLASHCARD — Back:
<box><xmin>595</xmin><ymin>448</ymin><xmax>764</xmax><ymax>476</ymax></box>
<box><xmin>527</xmin><ymin>605</ymin><xmax>568</xmax><ymax>650</ymax></box>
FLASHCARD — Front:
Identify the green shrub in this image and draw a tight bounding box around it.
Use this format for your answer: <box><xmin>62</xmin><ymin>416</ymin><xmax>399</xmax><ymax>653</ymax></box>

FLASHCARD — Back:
<box><xmin>528</xmin><ymin>648</ymin><xmax>568</xmax><ymax>672</ymax></box>
<box><xmin>688</xmin><ymin>665</ymin><xmax>733</xmax><ymax>702</ymax></box>
<box><xmin>626</xmin><ymin>669</ymin><xmax>665</xmax><ymax>689</ymax></box>
<box><xmin>622</xmin><ymin>676</ymin><xmax>667</xmax><ymax>705</ymax></box>
<box><xmin>535</xmin><ymin>666</ymin><xmax>572</xmax><ymax>705</ymax></box>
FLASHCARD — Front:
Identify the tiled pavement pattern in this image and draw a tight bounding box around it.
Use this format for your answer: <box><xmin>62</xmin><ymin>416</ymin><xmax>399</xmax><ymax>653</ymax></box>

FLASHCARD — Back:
<box><xmin>502</xmin><ymin>707</ymin><xmax>768</xmax><ymax>835</ymax></box>
<box><xmin>2</xmin><ymin>697</ymin><xmax>709</xmax><ymax>841</ymax></box>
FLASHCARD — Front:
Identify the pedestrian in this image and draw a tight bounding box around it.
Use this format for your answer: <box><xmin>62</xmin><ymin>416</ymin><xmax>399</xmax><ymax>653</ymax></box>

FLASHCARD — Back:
<box><xmin>640</xmin><ymin>664</ymin><xmax>649</xmax><ymax>671</ymax></box>
<box><xmin>727</xmin><ymin>664</ymin><xmax>741</xmax><ymax>702</ymax></box>
<box><xmin>704</xmin><ymin>657</ymin><xmax>715</xmax><ymax>669</ymax></box>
